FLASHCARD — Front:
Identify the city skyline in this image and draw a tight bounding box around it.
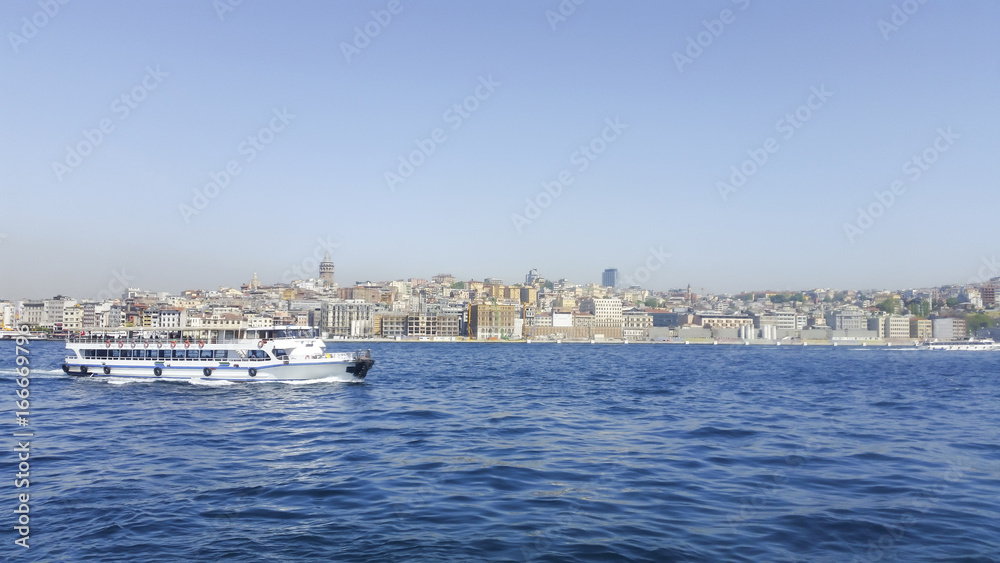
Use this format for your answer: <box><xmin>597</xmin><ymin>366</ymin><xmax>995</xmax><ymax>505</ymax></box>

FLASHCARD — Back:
<box><xmin>2</xmin><ymin>259</ymin><xmax>998</xmax><ymax>302</ymax></box>
<box><xmin>2</xmin><ymin>2</ymin><xmax>999</xmax><ymax>298</ymax></box>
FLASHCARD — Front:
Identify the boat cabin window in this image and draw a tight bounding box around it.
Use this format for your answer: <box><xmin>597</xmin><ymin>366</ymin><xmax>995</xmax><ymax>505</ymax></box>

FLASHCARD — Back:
<box><xmin>274</xmin><ymin>328</ymin><xmax>317</xmax><ymax>339</ymax></box>
<box><xmin>247</xmin><ymin>349</ymin><xmax>268</xmax><ymax>360</ymax></box>
<box><xmin>214</xmin><ymin>350</ymin><xmax>228</xmax><ymax>359</ymax></box>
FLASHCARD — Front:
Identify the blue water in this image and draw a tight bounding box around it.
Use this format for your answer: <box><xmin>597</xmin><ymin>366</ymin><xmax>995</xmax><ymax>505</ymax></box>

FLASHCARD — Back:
<box><xmin>2</xmin><ymin>341</ymin><xmax>999</xmax><ymax>562</ymax></box>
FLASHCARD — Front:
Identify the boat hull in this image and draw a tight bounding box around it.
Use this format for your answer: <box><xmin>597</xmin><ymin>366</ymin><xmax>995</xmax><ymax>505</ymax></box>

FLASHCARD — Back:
<box><xmin>61</xmin><ymin>358</ymin><xmax>373</xmax><ymax>382</ymax></box>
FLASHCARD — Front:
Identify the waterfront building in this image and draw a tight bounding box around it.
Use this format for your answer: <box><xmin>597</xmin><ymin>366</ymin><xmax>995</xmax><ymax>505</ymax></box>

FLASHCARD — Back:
<box><xmin>867</xmin><ymin>317</ymin><xmax>885</xmax><ymax>339</ymax></box>
<box><xmin>932</xmin><ymin>317</ymin><xmax>967</xmax><ymax>340</ymax></box>
<box><xmin>911</xmin><ymin>318</ymin><xmax>933</xmax><ymax>340</ymax></box>
<box><xmin>580</xmin><ymin>298</ymin><xmax>624</xmax><ymax>328</ymax></box>
<box><xmin>63</xmin><ymin>304</ymin><xmax>84</xmax><ymax>331</ymax></box>
<box><xmin>884</xmin><ymin>315</ymin><xmax>911</xmax><ymax>339</ymax></box>
<box><xmin>756</xmin><ymin>311</ymin><xmax>803</xmax><ymax>331</ymax></box>
<box><xmin>0</xmin><ymin>302</ymin><xmax>14</xmax><ymax>329</ymax></box>
<box><xmin>826</xmin><ymin>307</ymin><xmax>867</xmax><ymax>330</ymax></box>
<box><xmin>552</xmin><ymin>310</ymin><xmax>573</xmax><ymax>327</ymax></box>
<box><xmin>320</xmin><ymin>300</ymin><xmax>375</xmax><ymax>338</ymax></box>
<box><xmin>379</xmin><ymin>313</ymin><xmax>407</xmax><ymax>338</ymax></box>
<box><xmin>693</xmin><ymin>312</ymin><xmax>754</xmax><ymax>330</ymax></box>
<box><xmin>624</xmin><ymin>310</ymin><xmax>652</xmax><ymax>341</ymax></box>
<box><xmin>573</xmin><ymin>312</ymin><xmax>595</xmax><ymax>328</ymax></box>
<box><xmin>44</xmin><ymin>298</ymin><xmax>75</xmax><ymax>331</ymax></box>
<box><xmin>21</xmin><ymin>301</ymin><xmax>44</xmax><ymax>328</ymax></box>
<box><xmin>470</xmin><ymin>303</ymin><xmax>517</xmax><ymax>339</ymax></box>
<box><xmin>533</xmin><ymin>312</ymin><xmax>552</xmax><ymax>327</ymax></box>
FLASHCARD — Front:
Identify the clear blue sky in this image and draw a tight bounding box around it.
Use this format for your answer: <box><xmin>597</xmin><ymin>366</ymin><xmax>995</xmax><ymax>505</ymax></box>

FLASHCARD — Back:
<box><xmin>1</xmin><ymin>0</ymin><xmax>998</xmax><ymax>299</ymax></box>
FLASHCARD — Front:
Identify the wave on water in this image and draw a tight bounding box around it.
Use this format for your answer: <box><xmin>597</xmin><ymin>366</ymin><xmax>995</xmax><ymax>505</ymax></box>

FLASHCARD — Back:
<box><xmin>9</xmin><ymin>340</ymin><xmax>1000</xmax><ymax>562</ymax></box>
<box><xmin>187</xmin><ymin>378</ymin><xmax>237</xmax><ymax>387</ymax></box>
<box><xmin>274</xmin><ymin>374</ymin><xmax>362</xmax><ymax>385</ymax></box>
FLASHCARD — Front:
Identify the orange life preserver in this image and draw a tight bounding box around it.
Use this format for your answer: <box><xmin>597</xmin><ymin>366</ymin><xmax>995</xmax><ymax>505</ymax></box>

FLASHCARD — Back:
<box><xmin>170</xmin><ymin>341</ymin><xmax>177</xmax><ymax>348</ymax></box>
<box><xmin>130</xmin><ymin>341</ymin><xmax>136</xmax><ymax>348</ymax></box>
<box><xmin>105</xmin><ymin>340</ymin><xmax>111</xmax><ymax>348</ymax></box>
<box><xmin>118</xmin><ymin>341</ymin><xmax>124</xmax><ymax>348</ymax></box>
<box><xmin>258</xmin><ymin>340</ymin><xmax>265</xmax><ymax>348</ymax></box>
<box><xmin>144</xmin><ymin>341</ymin><xmax>149</xmax><ymax>348</ymax></box>
<box><xmin>184</xmin><ymin>341</ymin><xmax>191</xmax><ymax>348</ymax></box>
<box><xmin>157</xmin><ymin>342</ymin><xmax>163</xmax><ymax>349</ymax></box>
<box><xmin>198</xmin><ymin>340</ymin><xmax>205</xmax><ymax>348</ymax></box>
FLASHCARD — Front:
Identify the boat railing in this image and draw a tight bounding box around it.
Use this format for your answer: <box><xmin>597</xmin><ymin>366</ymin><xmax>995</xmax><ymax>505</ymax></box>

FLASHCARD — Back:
<box><xmin>66</xmin><ymin>335</ymin><xmax>269</xmax><ymax>345</ymax></box>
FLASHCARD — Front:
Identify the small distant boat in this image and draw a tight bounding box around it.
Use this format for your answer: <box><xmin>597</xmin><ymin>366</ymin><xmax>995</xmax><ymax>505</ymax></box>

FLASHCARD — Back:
<box><xmin>923</xmin><ymin>338</ymin><xmax>1000</xmax><ymax>351</ymax></box>
<box><xmin>62</xmin><ymin>325</ymin><xmax>374</xmax><ymax>381</ymax></box>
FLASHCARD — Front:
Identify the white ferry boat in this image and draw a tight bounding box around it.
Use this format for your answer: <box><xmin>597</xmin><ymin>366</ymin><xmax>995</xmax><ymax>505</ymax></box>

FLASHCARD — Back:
<box><xmin>923</xmin><ymin>338</ymin><xmax>1000</xmax><ymax>351</ymax></box>
<box><xmin>61</xmin><ymin>326</ymin><xmax>374</xmax><ymax>381</ymax></box>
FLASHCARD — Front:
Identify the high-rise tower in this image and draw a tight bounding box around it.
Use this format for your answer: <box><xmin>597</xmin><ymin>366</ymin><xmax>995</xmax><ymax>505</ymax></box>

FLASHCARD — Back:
<box><xmin>319</xmin><ymin>252</ymin><xmax>335</xmax><ymax>285</ymax></box>
<box><xmin>602</xmin><ymin>268</ymin><xmax>619</xmax><ymax>289</ymax></box>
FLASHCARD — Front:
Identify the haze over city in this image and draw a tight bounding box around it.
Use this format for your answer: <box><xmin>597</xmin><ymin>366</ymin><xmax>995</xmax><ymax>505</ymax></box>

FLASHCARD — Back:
<box><xmin>2</xmin><ymin>1</ymin><xmax>998</xmax><ymax>299</ymax></box>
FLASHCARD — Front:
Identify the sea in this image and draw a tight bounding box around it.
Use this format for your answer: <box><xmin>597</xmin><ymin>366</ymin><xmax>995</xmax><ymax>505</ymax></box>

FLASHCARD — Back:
<box><xmin>1</xmin><ymin>340</ymin><xmax>998</xmax><ymax>562</ymax></box>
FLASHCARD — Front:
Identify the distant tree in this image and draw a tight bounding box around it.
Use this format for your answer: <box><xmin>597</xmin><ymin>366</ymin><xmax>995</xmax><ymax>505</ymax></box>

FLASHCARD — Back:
<box><xmin>790</xmin><ymin>293</ymin><xmax>806</xmax><ymax>302</ymax></box>
<box><xmin>543</xmin><ymin>280</ymin><xmax>554</xmax><ymax>290</ymax></box>
<box><xmin>946</xmin><ymin>297</ymin><xmax>959</xmax><ymax>308</ymax></box>
<box><xmin>876</xmin><ymin>297</ymin><xmax>901</xmax><ymax>314</ymax></box>
<box><xmin>450</xmin><ymin>282</ymin><xmax>465</xmax><ymax>289</ymax></box>
<box><xmin>771</xmin><ymin>294</ymin><xmax>788</xmax><ymax>303</ymax></box>
<box><xmin>964</xmin><ymin>313</ymin><xmax>993</xmax><ymax>334</ymax></box>
<box><xmin>644</xmin><ymin>297</ymin><xmax>659</xmax><ymax>308</ymax></box>
<box><xmin>908</xmin><ymin>299</ymin><xmax>930</xmax><ymax>317</ymax></box>
<box><xmin>833</xmin><ymin>291</ymin><xmax>847</xmax><ymax>303</ymax></box>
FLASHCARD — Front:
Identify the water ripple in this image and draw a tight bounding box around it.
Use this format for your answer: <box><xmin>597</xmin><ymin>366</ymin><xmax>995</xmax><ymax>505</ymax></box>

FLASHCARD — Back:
<box><xmin>3</xmin><ymin>341</ymin><xmax>999</xmax><ymax>561</ymax></box>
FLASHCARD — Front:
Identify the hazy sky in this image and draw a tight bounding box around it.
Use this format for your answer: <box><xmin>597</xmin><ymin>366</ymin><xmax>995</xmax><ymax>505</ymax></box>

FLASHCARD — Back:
<box><xmin>1</xmin><ymin>1</ymin><xmax>998</xmax><ymax>299</ymax></box>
